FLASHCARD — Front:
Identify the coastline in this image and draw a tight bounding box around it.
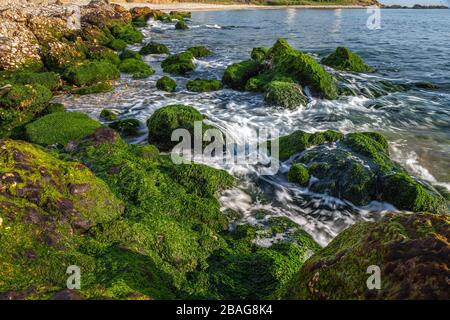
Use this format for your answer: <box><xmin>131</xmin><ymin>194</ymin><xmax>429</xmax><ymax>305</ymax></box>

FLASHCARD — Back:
<box><xmin>114</xmin><ymin>2</ymin><xmax>370</xmax><ymax>11</ymax></box>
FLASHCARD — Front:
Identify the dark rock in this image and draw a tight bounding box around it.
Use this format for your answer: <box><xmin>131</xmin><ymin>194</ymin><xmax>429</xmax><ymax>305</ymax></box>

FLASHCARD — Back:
<box><xmin>52</xmin><ymin>289</ymin><xmax>83</xmax><ymax>300</ymax></box>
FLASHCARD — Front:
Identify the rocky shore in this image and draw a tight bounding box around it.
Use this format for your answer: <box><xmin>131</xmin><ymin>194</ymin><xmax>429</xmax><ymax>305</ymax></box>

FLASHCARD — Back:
<box><xmin>0</xmin><ymin>0</ymin><xmax>449</xmax><ymax>300</ymax></box>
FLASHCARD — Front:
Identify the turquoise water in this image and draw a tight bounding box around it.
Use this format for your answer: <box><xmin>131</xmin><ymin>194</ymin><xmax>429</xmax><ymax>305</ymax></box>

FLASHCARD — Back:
<box><xmin>57</xmin><ymin>9</ymin><xmax>450</xmax><ymax>245</ymax></box>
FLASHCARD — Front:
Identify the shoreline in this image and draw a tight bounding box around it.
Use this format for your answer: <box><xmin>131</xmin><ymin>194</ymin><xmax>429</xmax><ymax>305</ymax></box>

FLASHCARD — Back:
<box><xmin>113</xmin><ymin>2</ymin><xmax>371</xmax><ymax>11</ymax></box>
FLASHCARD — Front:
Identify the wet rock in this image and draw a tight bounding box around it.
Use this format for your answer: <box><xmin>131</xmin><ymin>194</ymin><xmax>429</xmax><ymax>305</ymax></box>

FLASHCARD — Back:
<box><xmin>264</xmin><ymin>81</ymin><xmax>308</xmax><ymax>109</ymax></box>
<box><xmin>284</xmin><ymin>213</ymin><xmax>450</xmax><ymax>300</ymax></box>
<box><xmin>92</xmin><ymin>127</ymin><xmax>121</xmax><ymax>144</ymax></box>
<box><xmin>81</xmin><ymin>0</ymin><xmax>131</xmax><ymax>28</ymax></box>
<box><xmin>321</xmin><ymin>47</ymin><xmax>374</xmax><ymax>73</ymax></box>
<box><xmin>280</xmin><ymin>130</ymin><xmax>448</xmax><ymax>212</ymax></box>
<box><xmin>52</xmin><ymin>289</ymin><xmax>83</xmax><ymax>300</ymax></box>
<box><xmin>161</xmin><ymin>51</ymin><xmax>195</xmax><ymax>75</ymax></box>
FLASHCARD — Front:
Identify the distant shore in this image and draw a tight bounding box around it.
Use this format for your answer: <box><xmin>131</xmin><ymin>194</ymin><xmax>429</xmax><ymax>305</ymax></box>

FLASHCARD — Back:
<box><xmin>113</xmin><ymin>2</ymin><xmax>370</xmax><ymax>12</ymax></box>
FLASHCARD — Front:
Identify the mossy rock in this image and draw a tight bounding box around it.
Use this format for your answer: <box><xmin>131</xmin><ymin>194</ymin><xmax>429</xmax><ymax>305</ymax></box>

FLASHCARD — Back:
<box><xmin>321</xmin><ymin>47</ymin><xmax>374</xmax><ymax>73</ymax></box>
<box><xmin>43</xmin><ymin>40</ymin><xmax>87</xmax><ymax>72</ymax></box>
<box><xmin>107</xmin><ymin>39</ymin><xmax>128</xmax><ymax>51</ymax></box>
<box><xmin>147</xmin><ymin>104</ymin><xmax>205</xmax><ymax>151</ymax></box>
<box><xmin>175</xmin><ymin>20</ymin><xmax>189</xmax><ymax>30</ymax></box>
<box><xmin>109</xmin><ymin>22</ymin><xmax>143</xmax><ymax>44</ymax></box>
<box><xmin>251</xmin><ymin>47</ymin><xmax>269</xmax><ymax>63</ymax></box>
<box><xmin>109</xmin><ymin>118</ymin><xmax>141</xmax><ymax>137</ymax></box>
<box><xmin>273</xmin><ymin>129</ymin><xmax>344</xmax><ymax>161</ymax></box>
<box><xmin>288</xmin><ymin>164</ymin><xmax>310</xmax><ymax>186</ymax></box>
<box><xmin>88</xmin><ymin>46</ymin><xmax>121</xmax><ymax>65</ymax></box>
<box><xmin>264</xmin><ymin>81</ymin><xmax>307</xmax><ymax>109</ymax></box>
<box><xmin>343</xmin><ymin>132</ymin><xmax>392</xmax><ymax>173</ymax></box>
<box><xmin>206</xmin><ymin>220</ymin><xmax>320</xmax><ymax>299</ymax></box>
<box><xmin>222</xmin><ymin>60</ymin><xmax>262</xmax><ymax>90</ymax></box>
<box><xmin>298</xmin><ymin>145</ymin><xmax>378</xmax><ymax>205</ymax></box>
<box><xmin>284</xmin><ymin>213</ymin><xmax>450</xmax><ymax>299</ymax></box>
<box><xmin>0</xmin><ymin>84</ymin><xmax>53</xmax><ymax>137</ymax></box>
<box><xmin>71</xmin><ymin>83</ymin><xmax>113</xmax><ymax>95</ymax></box>
<box><xmin>381</xmin><ymin>172</ymin><xmax>448</xmax><ymax>213</ymax></box>
<box><xmin>25</xmin><ymin>112</ymin><xmax>102</xmax><ymax>146</ymax></box>
<box><xmin>161</xmin><ymin>51</ymin><xmax>195</xmax><ymax>75</ymax></box>
<box><xmin>187</xmin><ymin>46</ymin><xmax>212</xmax><ymax>58</ymax></box>
<box><xmin>267</xmin><ymin>39</ymin><xmax>338</xmax><ymax>99</ymax></box>
<box><xmin>118</xmin><ymin>59</ymin><xmax>155</xmax><ymax>79</ymax></box>
<box><xmin>0</xmin><ymin>139</ymin><xmax>123</xmax><ymax>295</ymax></box>
<box><xmin>100</xmin><ymin>109</ymin><xmax>118</xmax><ymax>121</ymax></box>
<box><xmin>170</xmin><ymin>11</ymin><xmax>191</xmax><ymax>19</ymax></box>
<box><xmin>139</xmin><ymin>42</ymin><xmax>169</xmax><ymax>55</ymax></box>
<box><xmin>156</xmin><ymin>76</ymin><xmax>177</xmax><ymax>92</ymax></box>
<box><xmin>0</xmin><ymin>71</ymin><xmax>61</xmax><ymax>91</ymax></box>
<box><xmin>42</xmin><ymin>103</ymin><xmax>65</xmax><ymax>115</ymax></box>
<box><xmin>69</xmin><ymin>130</ymin><xmax>236</xmax><ymax>295</ymax></box>
<box><xmin>63</xmin><ymin>61</ymin><xmax>120</xmax><ymax>86</ymax></box>
<box><xmin>119</xmin><ymin>49</ymin><xmax>142</xmax><ymax>61</ymax></box>
<box><xmin>186</xmin><ymin>79</ymin><xmax>222</xmax><ymax>92</ymax></box>
<box><xmin>81</xmin><ymin>25</ymin><xmax>115</xmax><ymax>46</ymax></box>
<box><xmin>281</xmin><ymin>130</ymin><xmax>448</xmax><ymax>211</ymax></box>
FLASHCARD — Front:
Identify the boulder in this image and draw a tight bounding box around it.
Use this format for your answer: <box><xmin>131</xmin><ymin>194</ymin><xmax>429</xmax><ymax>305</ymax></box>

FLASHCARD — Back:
<box><xmin>118</xmin><ymin>58</ymin><xmax>154</xmax><ymax>78</ymax></box>
<box><xmin>147</xmin><ymin>104</ymin><xmax>205</xmax><ymax>151</ymax></box>
<box><xmin>284</xmin><ymin>213</ymin><xmax>450</xmax><ymax>300</ymax></box>
<box><xmin>156</xmin><ymin>76</ymin><xmax>177</xmax><ymax>92</ymax></box>
<box><xmin>25</xmin><ymin>111</ymin><xmax>102</xmax><ymax>146</ymax></box>
<box><xmin>322</xmin><ymin>47</ymin><xmax>374</xmax><ymax>73</ymax></box>
<box><xmin>161</xmin><ymin>51</ymin><xmax>195</xmax><ymax>75</ymax></box>
<box><xmin>139</xmin><ymin>41</ymin><xmax>169</xmax><ymax>55</ymax></box>
<box><xmin>264</xmin><ymin>81</ymin><xmax>308</xmax><ymax>109</ymax></box>
<box><xmin>186</xmin><ymin>79</ymin><xmax>222</xmax><ymax>92</ymax></box>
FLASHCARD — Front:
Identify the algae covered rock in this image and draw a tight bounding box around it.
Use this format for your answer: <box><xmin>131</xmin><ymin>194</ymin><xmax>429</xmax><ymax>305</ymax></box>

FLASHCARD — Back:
<box><xmin>251</xmin><ymin>47</ymin><xmax>269</xmax><ymax>63</ymax></box>
<box><xmin>109</xmin><ymin>22</ymin><xmax>143</xmax><ymax>44</ymax></box>
<box><xmin>109</xmin><ymin>118</ymin><xmax>141</xmax><ymax>137</ymax></box>
<box><xmin>288</xmin><ymin>164</ymin><xmax>310</xmax><ymax>186</ymax></box>
<box><xmin>264</xmin><ymin>81</ymin><xmax>308</xmax><ymax>109</ymax></box>
<box><xmin>161</xmin><ymin>51</ymin><xmax>195</xmax><ymax>75</ymax></box>
<box><xmin>43</xmin><ymin>40</ymin><xmax>87</xmax><ymax>72</ymax></box>
<box><xmin>71</xmin><ymin>83</ymin><xmax>113</xmax><ymax>95</ymax></box>
<box><xmin>175</xmin><ymin>20</ymin><xmax>189</xmax><ymax>30</ymax></box>
<box><xmin>0</xmin><ymin>84</ymin><xmax>53</xmax><ymax>137</ymax></box>
<box><xmin>0</xmin><ymin>71</ymin><xmax>61</xmax><ymax>91</ymax></box>
<box><xmin>0</xmin><ymin>139</ymin><xmax>123</xmax><ymax>295</ymax></box>
<box><xmin>187</xmin><ymin>46</ymin><xmax>212</xmax><ymax>58</ymax></box>
<box><xmin>119</xmin><ymin>49</ymin><xmax>142</xmax><ymax>61</ymax></box>
<box><xmin>100</xmin><ymin>109</ymin><xmax>118</xmax><ymax>121</ymax></box>
<box><xmin>107</xmin><ymin>38</ymin><xmax>127</xmax><ymax>51</ymax></box>
<box><xmin>156</xmin><ymin>76</ymin><xmax>177</xmax><ymax>92</ymax></box>
<box><xmin>25</xmin><ymin>112</ymin><xmax>102</xmax><ymax>146</ymax></box>
<box><xmin>147</xmin><ymin>104</ymin><xmax>205</xmax><ymax>151</ymax></box>
<box><xmin>222</xmin><ymin>60</ymin><xmax>262</xmax><ymax>90</ymax></box>
<box><xmin>322</xmin><ymin>47</ymin><xmax>374</xmax><ymax>73</ymax></box>
<box><xmin>207</xmin><ymin>219</ymin><xmax>320</xmax><ymax>299</ymax></box>
<box><xmin>277</xmin><ymin>130</ymin><xmax>448</xmax><ymax>212</ymax></box>
<box><xmin>186</xmin><ymin>79</ymin><xmax>222</xmax><ymax>92</ymax></box>
<box><xmin>140</xmin><ymin>42</ymin><xmax>169</xmax><ymax>55</ymax></box>
<box><xmin>284</xmin><ymin>212</ymin><xmax>450</xmax><ymax>300</ymax></box>
<box><xmin>118</xmin><ymin>59</ymin><xmax>155</xmax><ymax>78</ymax></box>
<box><xmin>268</xmin><ymin>39</ymin><xmax>338</xmax><ymax>99</ymax></box>
<box><xmin>63</xmin><ymin>60</ymin><xmax>120</xmax><ymax>86</ymax></box>
<box><xmin>88</xmin><ymin>46</ymin><xmax>121</xmax><ymax>65</ymax></box>
<box><xmin>274</xmin><ymin>129</ymin><xmax>344</xmax><ymax>161</ymax></box>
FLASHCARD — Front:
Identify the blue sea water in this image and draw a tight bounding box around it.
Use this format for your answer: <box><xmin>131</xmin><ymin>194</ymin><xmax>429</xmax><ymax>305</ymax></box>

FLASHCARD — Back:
<box><xmin>57</xmin><ymin>9</ymin><xmax>450</xmax><ymax>245</ymax></box>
